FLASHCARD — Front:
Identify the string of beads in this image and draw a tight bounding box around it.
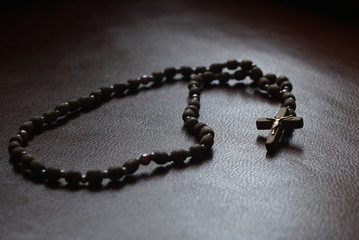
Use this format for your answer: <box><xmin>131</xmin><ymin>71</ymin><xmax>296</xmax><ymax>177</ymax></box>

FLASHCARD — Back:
<box><xmin>8</xmin><ymin>59</ymin><xmax>297</xmax><ymax>187</ymax></box>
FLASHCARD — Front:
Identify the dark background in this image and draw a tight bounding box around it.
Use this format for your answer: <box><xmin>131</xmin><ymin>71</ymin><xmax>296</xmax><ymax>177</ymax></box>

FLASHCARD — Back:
<box><xmin>0</xmin><ymin>0</ymin><xmax>358</xmax><ymax>240</ymax></box>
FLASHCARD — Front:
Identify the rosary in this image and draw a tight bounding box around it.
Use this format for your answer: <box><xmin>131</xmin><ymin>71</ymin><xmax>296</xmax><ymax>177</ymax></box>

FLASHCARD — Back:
<box><xmin>8</xmin><ymin>59</ymin><xmax>303</xmax><ymax>187</ymax></box>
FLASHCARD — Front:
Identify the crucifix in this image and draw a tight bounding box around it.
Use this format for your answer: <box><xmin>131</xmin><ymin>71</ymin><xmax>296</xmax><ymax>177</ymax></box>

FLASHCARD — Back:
<box><xmin>256</xmin><ymin>107</ymin><xmax>304</xmax><ymax>152</ymax></box>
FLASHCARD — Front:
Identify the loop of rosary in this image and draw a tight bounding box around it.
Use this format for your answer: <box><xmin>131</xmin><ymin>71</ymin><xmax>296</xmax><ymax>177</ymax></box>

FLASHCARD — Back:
<box><xmin>8</xmin><ymin>59</ymin><xmax>302</xmax><ymax>187</ymax></box>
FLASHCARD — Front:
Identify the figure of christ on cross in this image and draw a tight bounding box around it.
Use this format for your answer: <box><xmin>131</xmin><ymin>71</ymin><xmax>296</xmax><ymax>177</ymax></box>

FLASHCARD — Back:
<box><xmin>256</xmin><ymin>107</ymin><xmax>304</xmax><ymax>152</ymax></box>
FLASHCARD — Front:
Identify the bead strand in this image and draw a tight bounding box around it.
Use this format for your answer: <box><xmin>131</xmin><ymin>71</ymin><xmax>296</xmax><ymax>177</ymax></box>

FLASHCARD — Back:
<box><xmin>8</xmin><ymin>59</ymin><xmax>297</xmax><ymax>187</ymax></box>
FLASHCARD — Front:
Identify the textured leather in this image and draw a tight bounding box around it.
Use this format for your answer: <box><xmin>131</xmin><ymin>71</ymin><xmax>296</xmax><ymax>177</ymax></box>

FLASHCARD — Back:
<box><xmin>0</xmin><ymin>1</ymin><xmax>358</xmax><ymax>240</ymax></box>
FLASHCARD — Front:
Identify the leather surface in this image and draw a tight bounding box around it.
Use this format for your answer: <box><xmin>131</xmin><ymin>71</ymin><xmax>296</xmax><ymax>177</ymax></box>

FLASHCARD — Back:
<box><xmin>0</xmin><ymin>1</ymin><xmax>358</xmax><ymax>239</ymax></box>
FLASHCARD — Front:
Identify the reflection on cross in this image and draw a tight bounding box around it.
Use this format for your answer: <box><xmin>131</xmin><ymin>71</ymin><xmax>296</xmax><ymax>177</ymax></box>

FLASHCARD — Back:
<box><xmin>256</xmin><ymin>107</ymin><xmax>303</xmax><ymax>152</ymax></box>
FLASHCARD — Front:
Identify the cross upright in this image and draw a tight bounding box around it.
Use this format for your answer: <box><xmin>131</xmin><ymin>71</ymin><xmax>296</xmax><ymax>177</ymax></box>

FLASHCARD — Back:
<box><xmin>256</xmin><ymin>107</ymin><xmax>303</xmax><ymax>152</ymax></box>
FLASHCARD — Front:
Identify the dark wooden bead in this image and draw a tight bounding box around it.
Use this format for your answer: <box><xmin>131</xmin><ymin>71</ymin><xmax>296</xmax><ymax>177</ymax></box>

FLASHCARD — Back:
<box><xmin>68</xmin><ymin>99</ymin><xmax>81</xmax><ymax>111</ymax></box>
<box><xmin>43</xmin><ymin>110</ymin><xmax>60</xmax><ymax>124</ymax></box>
<box><xmin>9</xmin><ymin>135</ymin><xmax>23</xmax><ymax>145</ymax></box>
<box><xmin>202</xmin><ymin>71</ymin><xmax>216</xmax><ymax>84</ymax></box>
<box><xmin>123</xmin><ymin>159</ymin><xmax>140</xmax><ymax>174</ymax></box>
<box><xmin>194</xmin><ymin>66</ymin><xmax>207</xmax><ymax>74</ymax></box>
<box><xmin>192</xmin><ymin>75</ymin><xmax>204</xmax><ymax>84</ymax></box>
<box><xmin>187</xmin><ymin>80</ymin><xmax>201</xmax><ymax>89</ymax></box>
<box><xmin>199</xmin><ymin>126</ymin><xmax>215</xmax><ymax>138</ymax></box>
<box><xmin>100</xmin><ymin>86</ymin><xmax>113</xmax><ymax>98</ymax></box>
<box><xmin>267</xmin><ymin>84</ymin><xmax>281</xmax><ymax>99</ymax></box>
<box><xmin>182</xmin><ymin>109</ymin><xmax>196</xmax><ymax>121</ymax></box>
<box><xmin>151</xmin><ymin>72</ymin><xmax>164</xmax><ymax>83</ymax></box>
<box><xmin>11</xmin><ymin>147</ymin><xmax>26</xmax><ymax>163</ymax></box>
<box><xmin>140</xmin><ymin>75</ymin><xmax>153</xmax><ymax>84</ymax></box>
<box><xmin>29</xmin><ymin>160</ymin><xmax>45</xmax><ymax>175</ymax></box>
<box><xmin>234</xmin><ymin>70</ymin><xmax>246</xmax><ymax>80</ymax></box>
<box><xmin>180</xmin><ymin>66</ymin><xmax>193</xmax><ymax>77</ymax></box>
<box><xmin>218</xmin><ymin>72</ymin><xmax>230</xmax><ymax>83</ymax></box>
<box><xmin>276</xmin><ymin>75</ymin><xmax>289</xmax><ymax>85</ymax></box>
<box><xmin>44</xmin><ymin>167</ymin><xmax>62</xmax><ymax>182</ymax></box>
<box><xmin>226</xmin><ymin>59</ymin><xmax>239</xmax><ymax>70</ymax></box>
<box><xmin>257</xmin><ymin>77</ymin><xmax>270</xmax><ymax>90</ymax></box>
<box><xmin>184</xmin><ymin>117</ymin><xmax>198</xmax><ymax>130</ymax></box>
<box><xmin>189</xmin><ymin>87</ymin><xmax>201</xmax><ymax>96</ymax></box>
<box><xmin>280</xmin><ymin>81</ymin><xmax>293</xmax><ymax>91</ymax></box>
<box><xmin>65</xmin><ymin>170</ymin><xmax>82</xmax><ymax>185</ymax></box>
<box><xmin>282</xmin><ymin>92</ymin><xmax>296</xmax><ymax>101</ymax></box>
<box><xmin>164</xmin><ymin>67</ymin><xmax>177</xmax><ymax>79</ymax></box>
<box><xmin>283</xmin><ymin>98</ymin><xmax>296</xmax><ymax>110</ymax></box>
<box><xmin>188</xmin><ymin>98</ymin><xmax>200</xmax><ymax>109</ymax></box>
<box><xmin>170</xmin><ymin>149</ymin><xmax>189</xmax><ymax>163</ymax></box>
<box><xmin>20</xmin><ymin>154</ymin><xmax>35</xmax><ymax>169</ymax></box>
<box><xmin>20</xmin><ymin>121</ymin><xmax>34</xmax><ymax>136</ymax></box>
<box><xmin>264</xmin><ymin>73</ymin><xmax>277</xmax><ymax>84</ymax></box>
<box><xmin>287</xmin><ymin>108</ymin><xmax>296</xmax><ymax>116</ymax></box>
<box><xmin>91</xmin><ymin>89</ymin><xmax>103</xmax><ymax>103</ymax></box>
<box><xmin>18</xmin><ymin>130</ymin><xmax>29</xmax><ymax>144</ymax></box>
<box><xmin>55</xmin><ymin>102</ymin><xmax>70</xmax><ymax>116</ymax></box>
<box><xmin>139</xmin><ymin>154</ymin><xmax>151</xmax><ymax>165</ymax></box>
<box><xmin>189</xmin><ymin>144</ymin><xmax>207</xmax><ymax>159</ymax></box>
<box><xmin>113</xmin><ymin>83</ymin><xmax>128</xmax><ymax>94</ymax></box>
<box><xmin>153</xmin><ymin>152</ymin><xmax>169</xmax><ymax>165</ymax></box>
<box><xmin>107</xmin><ymin>166</ymin><xmax>125</xmax><ymax>181</ymax></box>
<box><xmin>8</xmin><ymin>141</ymin><xmax>21</xmax><ymax>153</ymax></box>
<box><xmin>185</xmin><ymin>105</ymin><xmax>199</xmax><ymax>114</ymax></box>
<box><xmin>86</xmin><ymin>170</ymin><xmax>103</xmax><ymax>186</ymax></box>
<box><xmin>200</xmin><ymin>134</ymin><xmax>214</xmax><ymax>148</ymax></box>
<box><xmin>239</xmin><ymin>60</ymin><xmax>253</xmax><ymax>71</ymax></box>
<box><xmin>193</xmin><ymin>122</ymin><xmax>206</xmax><ymax>136</ymax></box>
<box><xmin>127</xmin><ymin>79</ymin><xmax>141</xmax><ymax>91</ymax></box>
<box><xmin>249</xmin><ymin>67</ymin><xmax>263</xmax><ymax>81</ymax></box>
<box><xmin>209</xmin><ymin>63</ymin><xmax>223</xmax><ymax>74</ymax></box>
<box><xmin>79</xmin><ymin>96</ymin><xmax>94</xmax><ymax>109</ymax></box>
<box><xmin>31</xmin><ymin>116</ymin><xmax>45</xmax><ymax>130</ymax></box>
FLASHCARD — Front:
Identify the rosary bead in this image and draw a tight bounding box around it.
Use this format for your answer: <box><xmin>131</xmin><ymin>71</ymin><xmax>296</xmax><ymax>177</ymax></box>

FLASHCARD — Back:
<box><xmin>202</xmin><ymin>71</ymin><xmax>216</xmax><ymax>84</ymax></box>
<box><xmin>100</xmin><ymin>86</ymin><xmax>113</xmax><ymax>98</ymax></box>
<box><xmin>31</xmin><ymin>116</ymin><xmax>45</xmax><ymax>131</ymax></box>
<box><xmin>20</xmin><ymin>153</ymin><xmax>35</xmax><ymax>169</ymax></box>
<box><xmin>182</xmin><ymin>109</ymin><xmax>196</xmax><ymax>121</ymax></box>
<box><xmin>234</xmin><ymin>70</ymin><xmax>246</xmax><ymax>80</ymax></box>
<box><xmin>123</xmin><ymin>159</ymin><xmax>140</xmax><ymax>174</ymax></box>
<box><xmin>79</xmin><ymin>96</ymin><xmax>94</xmax><ymax>110</ymax></box>
<box><xmin>170</xmin><ymin>149</ymin><xmax>189</xmax><ymax>163</ymax></box>
<box><xmin>193</xmin><ymin>122</ymin><xmax>206</xmax><ymax>136</ymax></box>
<box><xmin>209</xmin><ymin>63</ymin><xmax>223</xmax><ymax>74</ymax></box>
<box><xmin>8</xmin><ymin>141</ymin><xmax>22</xmax><ymax>153</ymax></box>
<box><xmin>180</xmin><ymin>66</ymin><xmax>193</xmax><ymax>77</ymax></box>
<box><xmin>280</xmin><ymin>81</ymin><xmax>293</xmax><ymax>91</ymax></box>
<box><xmin>189</xmin><ymin>144</ymin><xmax>207</xmax><ymax>159</ymax></box>
<box><xmin>43</xmin><ymin>110</ymin><xmax>60</xmax><ymax>124</ymax></box>
<box><xmin>276</xmin><ymin>75</ymin><xmax>289</xmax><ymax>85</ymax></box>
<box><xmin>249</xmin><ymin>67</ymin><xmax>263</xmax><ymax>82</ymax></box>
<box><xmin>55</xmin><ymin>102</ymin><xmax>70</xmax><ymax>116</ymax></box>
<box><xmin>29</xmin><ymin>159</ymin><xmax>45</xmax><ymax>175</ymax></box>
<box><xmin>86</xmin><ymin>170</ymin><xmax>103</xmax><ymax>186</ymax></box>
<box><xmin>139</xmin><ymin>154</ymin><xmax>151</xmax><ymax>165</ymax></box>
<box><xmin>185</xmin><ymin>105</ymin><xmax>199</xmax><ymax>114</ymax></box>
<box><xmin>257</xmin><ymin>77</ymin><xmax>270</xmax><ymax>90</ymax></box>
<box><xmin>199</xmin><ymin>126</ymin><xmax>215</xmax><ymax>138</ymax></box>
<box><xmin>199</xmin><ymin>134</ymin><xmax>214</xmax><ymax>148</ymax></box>
<box><xmin>153</xmin><ymin>152</ymin><xmax>169</xmax><ymax>165</ymax></box>
<box><xmin>194</xmin><ymin>66</ymin><xmax>207</xmax><ymax>74</ymax></box>
<box><xmin>65</xmin><ymin>170</ymin><xmax>82</xmax><ymax>185</ymax></box>
<box><xmin>19</xmin><ymin>130</ymin><xmax>29</xmax><ymax>145</ymax></box>
<box><xmin>283</xmin><ymin>98</ymin><xmax>296</xmax><ymax>110</ymax></box>
<box><xmin>107</xmin><ymin>166</ymin><xmax>125</xmax><ymax>181</ymax></box>
<box><xmin>264</xmin><ymin>73</ymin><xmax>277</xmax><ymax>84</ymax></box>
<box><xmin>11</xmin><ymin>147</ymin><xmax>26</xmax><ymax>163</ymax></box>
<box><xmin>113</xmin><ymin>83</ymin><xmax>128</xmax><ymax>94</ymax></box>
<box><xmin>188</xmin><ymin>98</ymin><xmax>200</xmax><ymax>109</ymax></box>
<box><xmin>187</xmin><ymin>80</ymin><xmax>201</xmax><ymax>89</ymax></box>
<box><xmin>226</xmin><ymin>59</ymin><xmax>239</xmax><ymax>70</ymax></box>
<box><xmin>281</xmin><ymin>92</ymin><xmax>296</xmax><ymax>101</ymax></box>
<box><xmin>127</xmin><ymin>79</ymin><xmax>141</xmax><ymax>91</ymax></box>
<box><xmin>218</xmin><ymin>72</ymin><xmax>230</xmax><ymax>84</ymax></box>
<box><xmin>140</xmin><ymin>75</ymin><xmax>153</xmax><ymax>85</ymax></box>
<box><xmin>189</xmin><ymin>87</ymin><xmax>201</xmax><ymax>96</ymax></box>
<box><xmin>239</xmin><ymin>60</ymin><xmax>253</xmax><ymax>71</ymax></box>
<box><xmin>151</xmin><ymin>72</ymin><xmax>164</xmax><ymax>83</ymax></box>
<box><xmin>91</xmin><ymin>89</ymin><xmax>103</xmax><ymax>103</ymax></box>
<box><xmin>20</xmin><ymin>121</ymin><xmax>35</xmax><ymax>136</ymax></box>
<box><xmin>68</xmin><ymin>99</ymin><xmax>81</xmax><ymax>112</ymax></box>
<box><xmin>267</xmin><ymin>84</ymin><xmax>281</xmax><ymax>99</ymax></box>
<box><xmin>192</xmin><ymin>75</ymin><xmax>204</xmax><ymax>84</ymax></box>
<box><xmin>164</xmin><ymin>67</ymin><xmax>177</xmax><ymax>79</ymax></box>
<box><xmin>44</xmin><ymin>167</ymin><xmax>62</xmax><ymax>182</ymax></box>
<box><xmin>287</xmin><ymin>108</ymin><xmax>296</xmax><ymax>116</ymax></box>
<box><xmin>183</xmin><ymin>117</ymin><xmax>198</xmax><ymax>130</ymax></box>
<box><xmin>9</xmin><ymin>135</ymin><xmax>23</xmax><ymax>145</ymax></box>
